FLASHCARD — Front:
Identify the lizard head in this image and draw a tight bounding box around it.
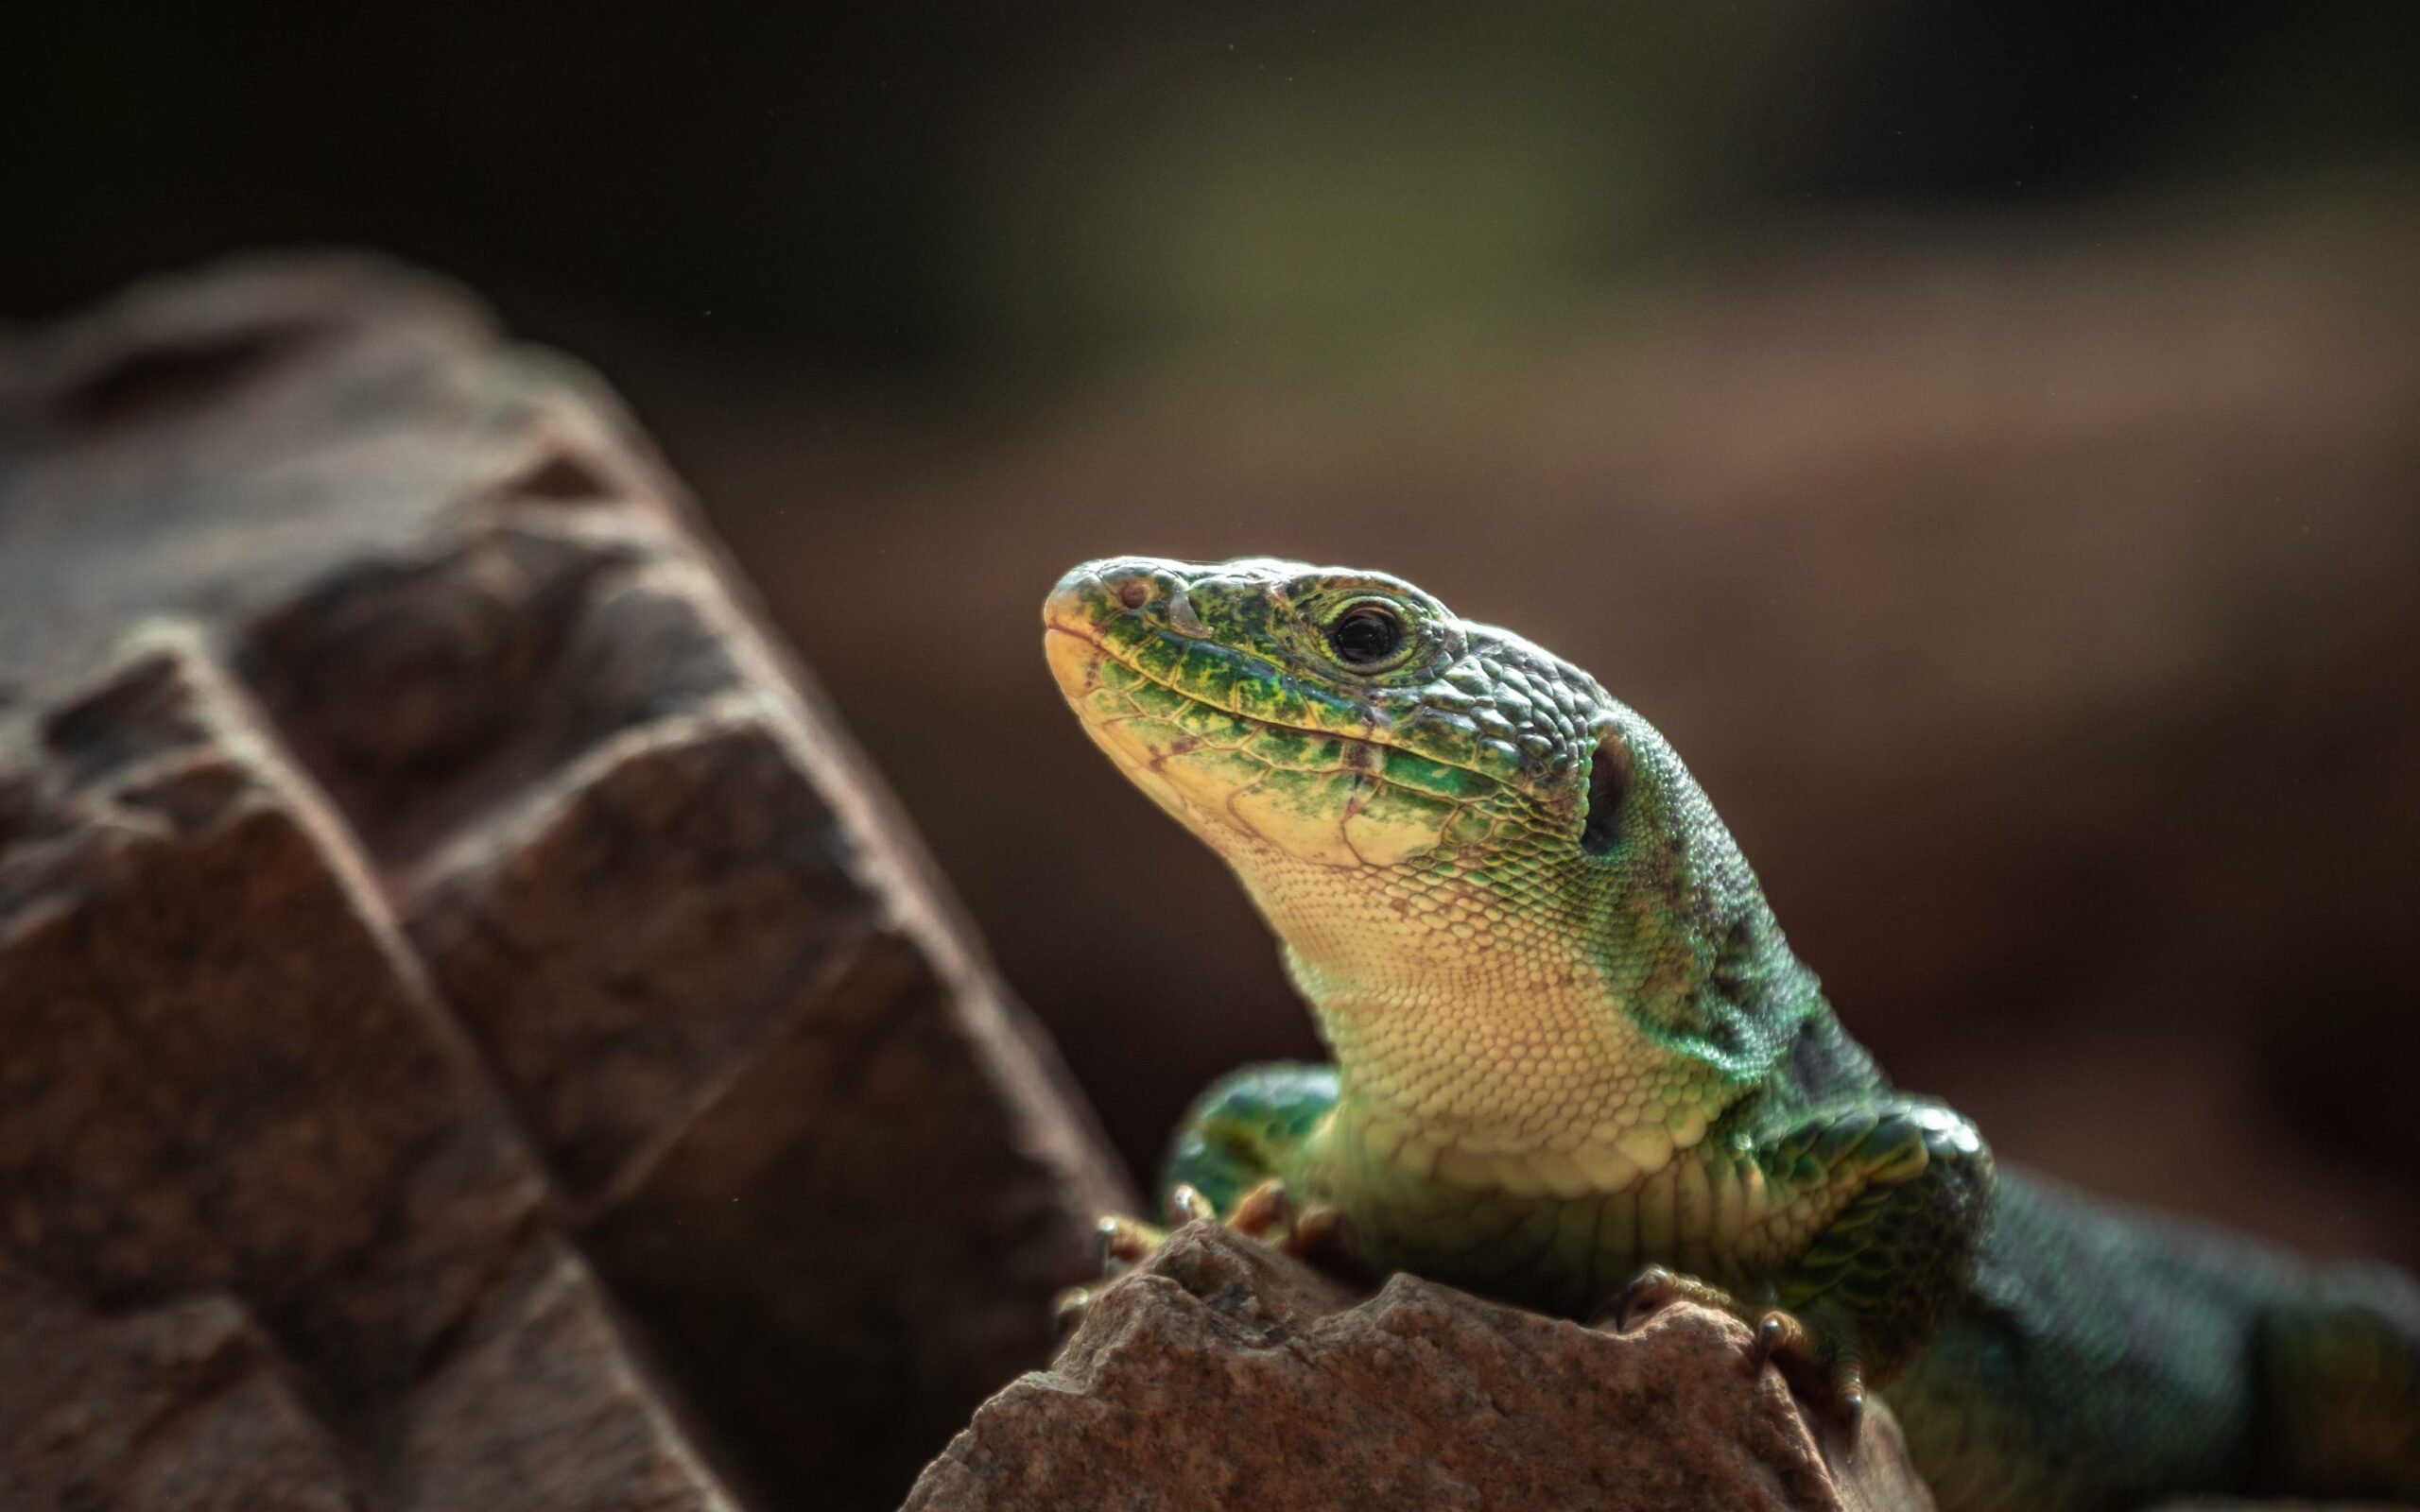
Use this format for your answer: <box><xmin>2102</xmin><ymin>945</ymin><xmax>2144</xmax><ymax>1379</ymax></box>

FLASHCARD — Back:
<box><xmin>1046</xmin><ymin>556</ymin><xmax>1618</xmax><ymax>868</ymax></box>
<box><xmin>1045</xmin><ymin>555</ymin><xmax>1813</xmax><ymax>1088</ymax></box>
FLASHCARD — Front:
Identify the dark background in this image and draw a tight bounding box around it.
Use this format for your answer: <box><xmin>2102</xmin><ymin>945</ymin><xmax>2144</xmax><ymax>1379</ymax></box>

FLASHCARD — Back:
<box><xmin>9</xmin><ymin>4</ymin><xmax>2418</xmax><ymax>1263</ymax></box>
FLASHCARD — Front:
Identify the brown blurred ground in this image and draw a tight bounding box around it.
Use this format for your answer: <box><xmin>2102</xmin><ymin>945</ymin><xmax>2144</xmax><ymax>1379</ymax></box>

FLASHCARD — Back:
<box><xmin>648</xmin><ymin>199</ymin><xmax>2420</xmax><ymax>1267</ymax></box>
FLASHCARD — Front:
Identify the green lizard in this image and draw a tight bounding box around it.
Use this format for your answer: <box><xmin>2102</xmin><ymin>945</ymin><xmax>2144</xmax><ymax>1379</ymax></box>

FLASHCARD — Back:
<box><xmin>1043</xmin><ymin>554</ymin><xmax>2420</xmax><ymax>1512</ymax></box>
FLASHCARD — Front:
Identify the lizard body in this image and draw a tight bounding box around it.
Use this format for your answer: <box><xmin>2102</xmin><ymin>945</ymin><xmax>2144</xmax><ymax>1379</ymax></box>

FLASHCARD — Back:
<box><xmin>1044</xmin><ymin>555</ymin><xmax>2420</xmax><ymax>1511</ymax></box>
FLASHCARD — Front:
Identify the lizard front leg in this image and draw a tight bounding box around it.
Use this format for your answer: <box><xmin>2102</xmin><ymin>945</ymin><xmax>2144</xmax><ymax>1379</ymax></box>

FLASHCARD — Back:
<box><xmin>1059</xmin><ymin>1062</ymin><xmax>1356</xmax><ymax>1333</ymax></box>
<box><xmin>1613</xmin><ymin>1099</ymin><xmax>1996</xmax><ymax>1419</ymax></box>
<box><xmin>1160</xmin><ymin>1061</ymin><xmax>1340</xmax><ymax>1221</ymax></box>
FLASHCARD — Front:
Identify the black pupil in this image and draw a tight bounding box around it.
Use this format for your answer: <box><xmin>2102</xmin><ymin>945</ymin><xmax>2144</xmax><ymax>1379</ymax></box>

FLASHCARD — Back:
<box><xmin>1330</xmin><ymin>607</ymin><xmax>1404</xmax><ymax>665</ymax></box>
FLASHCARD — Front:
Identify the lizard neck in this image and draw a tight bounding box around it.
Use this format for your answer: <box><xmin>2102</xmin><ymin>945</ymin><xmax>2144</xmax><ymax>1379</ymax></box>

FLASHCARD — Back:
<box><xmin>1299</xmin><ymin>953</ymin><xmax>1731</xmax><ymax>1156</ymax></box>
<box><xmin>1194</xmin><ymin>767</ymin><xmax>1825</xmax><ymax>1187</ymax></box>
<box><xmin>1226</xmin><ymin>837</ymin><xmax>1740</xmax><ymax>1171</ymax></box>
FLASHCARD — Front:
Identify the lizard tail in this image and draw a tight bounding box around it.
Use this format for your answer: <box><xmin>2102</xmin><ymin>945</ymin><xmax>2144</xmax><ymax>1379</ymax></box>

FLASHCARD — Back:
<box><xmin>2254</xmin><ymin>1259</ymin><xmax>2420</xmax><ymax>1501</ymax></box>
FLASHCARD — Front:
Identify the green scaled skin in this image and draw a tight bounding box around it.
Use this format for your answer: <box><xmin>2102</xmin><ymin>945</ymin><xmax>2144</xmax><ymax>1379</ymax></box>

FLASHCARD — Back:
<box><xmin>1045</xmin><ymin>555</ymin><xmax>2420</xmax><ymax>1512</ymax></box>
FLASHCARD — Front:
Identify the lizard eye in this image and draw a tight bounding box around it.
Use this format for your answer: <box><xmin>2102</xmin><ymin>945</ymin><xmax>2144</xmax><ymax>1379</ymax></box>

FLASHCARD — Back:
<box><xmin>1326</xmin><ymin>603</ymin><xmax>1407</xmax><ymax>668</ymax></box>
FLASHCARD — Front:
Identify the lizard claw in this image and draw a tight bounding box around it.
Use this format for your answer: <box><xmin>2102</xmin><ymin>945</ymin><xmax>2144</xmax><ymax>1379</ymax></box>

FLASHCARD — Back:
<box><xmin>1222</xmin><ymin>1178</ymin><xmax>1363</xmax><ymax>1271</ymax></box>
<box><xmin>1096</xmin><ymin>1212</ymin><xmax>1168</xmax><ymax>1277</ymax></box>
<box><xmin>1167</xmin><ymin>1182</ymin><xmax>1217</xmax><ymax>1224</ymax></box>
<box><xmin>1751</xmin><ymin>1309</ymin><xmax>1810</xmax><ymax>1367</ymax></box>
<box><xmin>1289</xmin><ymin>1203</ymin><xmax>1352</xmax><ymax>1261</ymax></box>
<box><xmin>1597</xmin><ymin>1263</ymin><xmax>1737</xmax><ymax>1334</ymax></box>
<box><xmin>1225</xmin><ymin>1178</ymin><xmax>1296</xmax><ymax>1239</ymax></box>
<box><xmin>1051</xmin><ymin>1284</ymin><xmax>1095</xmax><ymax>1344</ymax></box>
<box><xmin>1751</xmin><ymin>1308</ymin><xmax>1867</xmax><ymax>1432</ymax></box>
<box><xmin>1597</xmin><ymin>1263</ymin><xmax>1673</xmax><ymax>1332</ymax></box>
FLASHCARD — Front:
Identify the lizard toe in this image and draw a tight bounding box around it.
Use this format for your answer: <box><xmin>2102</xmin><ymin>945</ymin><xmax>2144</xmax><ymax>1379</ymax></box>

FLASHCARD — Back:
<box><xmin>1750</xmin><ymin>1308</ymin><xmax>1868</xmax><ymax>1433</ymax></box>
<box><xmin>1096</xmin><ymin>1212</ymin><xmax>1168</xmax><ymax>1276</ymax></box>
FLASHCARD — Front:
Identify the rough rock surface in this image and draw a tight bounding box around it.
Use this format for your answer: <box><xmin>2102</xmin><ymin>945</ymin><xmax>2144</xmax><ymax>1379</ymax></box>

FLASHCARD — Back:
<box><xmin>0</xmin><ymin>256</ymin><xmax>1129</xmax><ymax>1511</ymax></box>
<box><xmin>0</xmin><ymin>1270</ymin><xmax>353</xmax><ymax>1512</ymax></box>
<box><xmin>906</xmin><ymin>1222</ymin><xmax>1938</xmax><ymax>1512</ymax></box>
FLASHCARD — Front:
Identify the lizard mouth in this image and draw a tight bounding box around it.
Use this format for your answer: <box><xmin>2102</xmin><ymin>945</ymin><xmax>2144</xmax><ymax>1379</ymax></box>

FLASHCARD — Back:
<box><xmin>1045</xmin><ymin>584</ymin><xmax>1456</xmax><ymax>777</ymax></box>
<box><xmin>1043</xmin><ymin>615</ymin><xmax>1306</xmax><ymax>782</ymax></box>
<box><xmin>1044</xmin><ymin>609</ymin><xmax>1371</xmax><ymax>774</ymax></box>
<box><xmin>1044</xmin><ymin>611</ymin><xmax>1496</xmax><ymax>870</ymax></box>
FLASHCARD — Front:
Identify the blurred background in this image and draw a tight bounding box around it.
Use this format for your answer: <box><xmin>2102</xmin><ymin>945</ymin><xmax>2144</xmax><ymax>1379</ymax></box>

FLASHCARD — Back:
<box><xmin>9</xmin><ymin>4</ymin><xmax>2417</xmax><ymax>1263</ymax></box>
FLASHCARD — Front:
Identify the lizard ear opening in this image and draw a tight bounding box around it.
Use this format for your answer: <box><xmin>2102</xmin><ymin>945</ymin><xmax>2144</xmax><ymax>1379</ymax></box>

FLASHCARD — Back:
<box><xmin>1579</xmin><ymin>730</ymin><xmax>1632</xmax><ymax>856</ymax></box>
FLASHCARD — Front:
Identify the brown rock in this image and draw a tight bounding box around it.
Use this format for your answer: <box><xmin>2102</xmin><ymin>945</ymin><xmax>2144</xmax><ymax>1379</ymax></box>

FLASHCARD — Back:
<box><xmin>906</xmin><ymin>1222</ymin><xmax>1937</xmax><ymax>1512</ymax></box>
<box><xmin>0</xmin><ymin>1269</ymin><xmax>355</xmax><ymax>1512</ymax></box>
<box><xmin>391</xmin><ymin>1244</ymin><xmax>736</xmax><ymax>1512</ymax></box>
<box><xmin>0</xmin><ymin>637</ymin><xmax>731</xmax><ymax>1512</ymax></box>
<box><xmin>0</xmin><ymin>255</ymin><xmax>1129</xmax><ymax>1510</ymax></box>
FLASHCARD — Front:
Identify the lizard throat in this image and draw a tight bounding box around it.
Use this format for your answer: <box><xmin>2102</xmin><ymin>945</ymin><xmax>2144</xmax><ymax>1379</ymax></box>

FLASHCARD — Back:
<box><xmin>1224</xmin><ymin>831</ymin><xmax>1736</xmax><ymax>1182</ymax></box>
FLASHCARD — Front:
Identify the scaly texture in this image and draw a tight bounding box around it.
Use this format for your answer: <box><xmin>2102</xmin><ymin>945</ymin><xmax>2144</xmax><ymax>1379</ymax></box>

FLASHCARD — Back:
<box><xmin>1045</xmin><ymin>555</ymin><xmax>2420</xmax><ymax>1512</ymax></box>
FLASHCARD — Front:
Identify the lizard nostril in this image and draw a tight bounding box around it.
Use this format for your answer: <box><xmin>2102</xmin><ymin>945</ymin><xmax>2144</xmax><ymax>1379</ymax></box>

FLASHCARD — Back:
<box><xmin>1116</xmin><ymin>577</ymin><xmax>1152</xmax><ymax>610</ymax></box>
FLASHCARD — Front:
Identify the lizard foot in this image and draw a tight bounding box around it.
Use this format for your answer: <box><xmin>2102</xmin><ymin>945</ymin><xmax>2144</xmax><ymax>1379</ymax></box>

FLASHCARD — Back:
<box><xmin>1050</xmin><ymin>1197</ymin><xmax>1188</xmax><ymax>1342</ymax></box>
<box><xmin>1054</xmin><ymin>1180</ymin><xmax>1366</xmax><ymax>1342</ymax></box>
<box><xmin>1599</xmin><ymin>1265</ymin><xmax>1866</xmax><ymax>1432</ymax></box>
<box><xmin>1224</xmin><ymin>1177</ymin><xmax>1362</xmax><ymax>1273</ymax></box>
<box><xmin>1093</xmin><ymin>1182</ymin><xmax>1227</xmax><ymax>1273</ymax></box>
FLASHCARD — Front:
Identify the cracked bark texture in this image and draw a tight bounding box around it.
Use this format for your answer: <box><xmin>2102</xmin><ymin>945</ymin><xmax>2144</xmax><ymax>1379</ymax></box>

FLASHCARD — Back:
<box><xmin>0</xmin><ymin>255</ymin><xmax>1130</xmax><ymax>1512</ymax></box>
